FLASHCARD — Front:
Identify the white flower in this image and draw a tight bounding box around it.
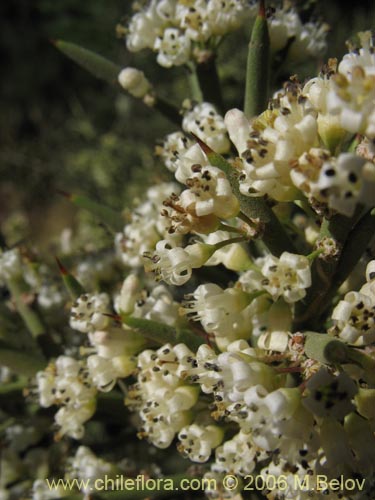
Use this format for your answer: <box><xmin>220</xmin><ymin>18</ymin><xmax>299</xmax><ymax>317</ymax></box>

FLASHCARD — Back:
<box><xmin>37</xmin><ymin>282</ymin><xmax>65</xmax><ymax>310</ymax></box>
<box><xmin>36</xmin><ymin>357</ymin><xmax>97</xmax><ymax>439</ymax></box>
<box><xmin>115</xmin><ymin>182</ymin><xmax>181</xmax><ymax>267</ymax></box>
<box><xmin>213</xmin><ymin>431</ymin><xmax>259</xmax><ymax>476</ymax></box>
<box><xmin>257</xmin><ymin>330</ymin><xmax>290</xmax><ymax>352</ymax></box>
<box><xmin>87</xmin><ymin>354</ymin><xmax>135</xmax><ymax>391</ymax></box>
<box><xmin>179</xmin><ymin>165</ymin><xmax>240</xmax><ymax>219</ymax></box>
<box><xmin>156</xmin><ymin>131</ymin><xmax>192</xmax><ymax>174</ymax></box>
<box><xmin>327</xmin><ymin>35</ymin><xmax>375</xmax><ymax>139</ymax></box>
<box><xmin>118</xmin><ymin>67</ymin><xmax>152</xmax><ymax>98</ymax></box>
<box><xmin>178</xmin><ymin>424</ymin><xmax>223</xmax><ymax>462</ymax></box>
<box><xmin>88</xmin><ymin>327</ymin><xmax>144</xmax><ymax>359</ymax></box>
<box><xmin>206</xmin><ymin>0</ymin><xmax>249</xmax><ymax>36</ymax></box>
<box><xmin>338</xmin><ymin>31</ymin><xmax>375</xmax><ymax>78</ymax></box>
<box><xmin>68</xmin><ymin>446</ymin><xmax>115</xmax><ymax>491</ymax></box>
<box><xmin>182</xmin><ymin>284</ymin><xmax>256</xmax><ymax>347</ymax></box>
<box><xmin>288</xmin><ymin>21</ymin><xmax>328</xmax><ymax>61</ymax></box>
<box><xmin>132</xmin><ymin>284</ymin><xmax>181</xmax><ymax>326</ymax></box>
<box><xmin>144</xmin><ymin>240</ymin><xmax>216</xmax><ymax>285</ymax></box>
<box><xmin>258</xmin><ymin>252</ymin><xmax>311</xmax><ymax>303</ymax></box>
<box><xmin>174</xmin><ymin>142</ymin><xmax>209</xmax><ymax>184</ymax></box>
<box><xmin>290</xmin><ymin>147</ymin><xmax>330</xmax><ymax>197</ymax></box>
<box><xmin>268</xmin><ymin>7</ymin><xmax>327</xmax><ymax>61</ymax></box>
<box><xmin>268</xmin><ymin>8</ymin><xmax>302</xmax><ymax>53</ymax></box>
<box><xmin>225</xmin><ymin>99</ymin><xmax>315</xmax><ymax>201</ymax></box>
<box><xmin>0</xmin><ymin>248</ymin><xmax>23</xmax><ymax>283</ymax></box>
<box><xmin>182</xmin><ymin>103</ymin><xmax>230</xmax><ymax>154</ymax></box>
<box><xmin>309</xmin><ymin>153</ymin><xmax>375</xmax><ymax>216</ymax></box>
<box><xmin>126</xmin><ymin>343</ymin><xmax>198</xmax><ymax>449</ymax></box>
<box><xmin>154</xmin><ymin>28</ymin><xmax>191</xmax><ymax>67</ymax></box>
<box><xmin>176</xmin><ymin>0</ymin><xmax>211</xmax><ymax>42</ymax></box>
<box><xmin>70</xmin><ymin>293</ymin><xmax>111</xmax><ymax>333</ymax></box>
<box><xmin>115</xmin><ymin>274</ymin><xmax>141</xmax><ymax>315</ymax></box>
<box><xmin>302</xmin><ymin>368</ymin><xmax>357</xmax><ymax>419</ymax></box>
<box><xmin>126</xmin><ymin>1</ymin><xmax>167</xmax><ymax>52</ymax></box>
<box><xmin>331</xmin><ymin>289</ymin><xmax>375</xmax><ymax>345</ymax></box>
<box><xmin>55</xmin><ymin>401</ymin><xmax>96</xmax><ymax>440</ymax></box>
<box><xmin>361</xmin><ymin>259</ymin><xmax>375</xmax><ymax>296</ymax></box>
<box><xmin>184</xmin><ymin>340</ymin><xmax>276</xmax><ymax>401</ymax></box>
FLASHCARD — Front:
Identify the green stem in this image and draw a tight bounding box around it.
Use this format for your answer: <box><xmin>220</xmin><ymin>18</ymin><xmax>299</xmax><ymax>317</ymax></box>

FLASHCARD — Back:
<box><xmin>327</xmin><ymin>208</ymin><xmax>375</xmax><ymax>295</ymax></box>
<box><xmin>244</xmin><ymin>0</ymin><xmax>270</xmax><ymax>118</ymax></box>
<box><xmin>294</xmin><ymin>208</ymin><xmax>362</xmax><ymax>329</ymax></box>
<box><xmin>307</xmin><ymin>248</ymin><xmax>324</xmax><ymax>262</ymax></box>
<box><xmin>187</xmin><ymin>64</ymin><xmax>203</xmax><ymax>102</ymax></box>
<box><xmin>7</xmin><ymin>278</ymin><xmax>45</xmax><ymax>338</ymax></box>
<box><xmin>347</xmin><ymin>348</ymin><xmax>375</xmax><ymax>384</ymax></box>
<box><xmin>195</xmin><ymin>56</ymin><xmax>224</xmax><ymax>111</ymax></box>
<box><xmin>294</xmin><ymin>199</ymin><xmax>318</xmax><ymax>221</ymax></box>
<box><xmin>153</xmin><ymin>97</ymin><xmax>182</xmax><ymax>126</ymax></box>
<box><xmin>213</xmin><ymin>236</ymin><xmax>248</xmax><ymax>250</ymax></box>
<box><xmin>217</xmin><ymin>222</ymin><xmax>246</xmax><ymax>234</ymax></box>
<box><xmin>0</xmin><ymin>378</ymin><xmax>27</xmax><ymax>394</ymax></box>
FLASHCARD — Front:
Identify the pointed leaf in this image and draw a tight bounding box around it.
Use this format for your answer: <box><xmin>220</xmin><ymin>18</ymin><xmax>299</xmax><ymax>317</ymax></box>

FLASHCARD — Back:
<box><xmin>244</xmin><ymin>0</ymin><xmax>270</xmax><ymax>118</ymax></box>
<box><xmin>0</xmin><ymin>347</ymin><xmax>46</xmax><ymax>377</ymax></box>
<box><xmin>304</xmin><ymin>332</ymin><xmax>349</xmax><ymax>365</ymax></box>
<box><xmin>54</xmin><ymin>40</ymin><xmax>121</xmax><ymax>84</ymax></box>
<box><xmin>122</xmin><ymin>316</ymin><xmax>204</xmax><ymax>351</ymax></box>
<box><xmin>56</xmin><ymin>257</ymin><xmax>86</xmax><ymax>300</ymax></box>
<box><xmin>59</xmin><ymin>191</ymin><xmax>123</xmax><ymax>232</ymax></box>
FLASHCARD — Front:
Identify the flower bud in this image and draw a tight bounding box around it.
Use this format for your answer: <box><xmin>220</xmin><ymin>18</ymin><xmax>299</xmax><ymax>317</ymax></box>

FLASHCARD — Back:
<box><xmin>118</xmin><ymin>67</ymin><xmax>152</xmax><ymax>98</ymax></box>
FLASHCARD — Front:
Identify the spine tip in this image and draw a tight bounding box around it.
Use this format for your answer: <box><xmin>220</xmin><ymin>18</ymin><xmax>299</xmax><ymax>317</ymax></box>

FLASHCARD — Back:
<box><xmin>191</xmin><ymin>133</ymin><xmax>214</xmax><ymax>155</ymax></box>
<box><xmin>55</xmin><ymin>257</ymin><xmax>68</xmax><ymax>276</ymax></box>
<box><xmin>259</xmin><ymin>0</ymin><xmax>266</xmax><ymax>18</ymax></box>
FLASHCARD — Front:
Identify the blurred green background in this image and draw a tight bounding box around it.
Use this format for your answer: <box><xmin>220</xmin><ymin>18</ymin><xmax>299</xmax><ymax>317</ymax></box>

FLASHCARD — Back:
<box><xmin>1</xmin><ymin>0</ymin><xmax>374</xmax><ymax>247</ymax></box>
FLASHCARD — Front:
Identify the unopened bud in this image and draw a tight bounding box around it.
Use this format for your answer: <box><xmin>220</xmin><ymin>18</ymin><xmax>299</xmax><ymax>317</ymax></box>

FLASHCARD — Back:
<box><xmin>118</xmin><ymin>67</ymin><xmax>152</xmax><ymax>98</ymax></box>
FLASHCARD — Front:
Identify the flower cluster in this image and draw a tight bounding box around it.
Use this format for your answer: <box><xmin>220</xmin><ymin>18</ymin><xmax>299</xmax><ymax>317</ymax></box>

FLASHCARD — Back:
<box><xmin>5</xmin><ymin>5</ymin><xmax>375</xmax><ymax>500</ymax></box>
<box><xmin>36</xmin><ymin>356</ymin><xmax>97</xmax><ymax>439</ymax></box>
<box><xmin>124</xmin><ymin>1</ymin><xmax>327</xmax><ymax>68</ymax></box>
<box><xmin>126</xmin><ymin>0</ymin><xmax>255</xmax><ymax>67</ymax></box>
<box><xmin>125</xmin><ymin>343</ymin><xmax>199</xmax><ymax>448</ymax></box>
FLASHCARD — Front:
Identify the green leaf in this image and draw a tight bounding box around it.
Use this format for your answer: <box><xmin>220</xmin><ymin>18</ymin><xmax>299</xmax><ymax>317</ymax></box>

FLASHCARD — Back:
<box><xmin>56</xmin><ymin>257</ymin><xmax>86</xmax><ymax>300</ymax></box>
<box><xmin>244</xmin><ymin>0</ymin><xmax>270</xmax><ymax>118</ymax></box>
<box><xmin>53</xmin><ymin>41</ymin><xmax>181</xmax><ymax>126</ymax></box>
<box><xmin>295</xmin><ymin>207</ymin><xmax>373</xmax><ymax>329</ymax></box>
<box><xmin>0</xmin><ymin>347</ymin><xmax>46</xmax><ymax>377</ymax></box>
<box><xmin>59</xmin><ymin>191</ymin><xmax>123</xmax><ymax>233</ymax></box>
<box><xmin>304</xmin><ymin>332</ymin><xmax>349</xmax><ymax>364</ymax></box>
<box><xmin>53</xmin><ymin>40</ymin><xmax>121</xmax><ymax>84</ymax></box>
<box><xmin>346</xmin><ymin>348</ymin><xmax>375</xmax><ymax>385</ymax></box>
<box><xmin>121</xmin><ymin>316</ymin><xmax>205</xmax><ymax>351</ymax></box>
<box><xmin>0</xmin><ymin>378</ymin><xmax>28</xmax><ymax>395</ymax></box>
<box><xmin>7</xmin><ymin>278</ymin><xmax>45</xmax><ymax>339</ymax></box>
